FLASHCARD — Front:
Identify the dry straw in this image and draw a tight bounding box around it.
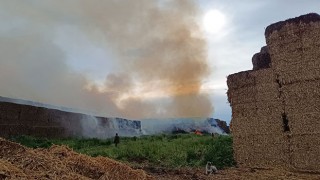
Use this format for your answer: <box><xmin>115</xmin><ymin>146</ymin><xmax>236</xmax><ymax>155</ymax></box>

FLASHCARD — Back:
<box><xmin>291</xmin><ymin>134</ymin><xmax>320</xmax><ymax>172</ymax></box>
<box><xmin>0</xmin><ymin>138</ymin><xmax>153</xmax><ymax>180</ymax></box>
<box><xmin>266</xmin><ymin>14</ymin><xmax>320</xmax><ymax>85</ymax></box>
<box><xmin>229</xmin><ymin>13</ymin><xmax>320</xmax><ymax>172</ymax></box>
<box><xmin>288</xmin><ymin>113</ymin><xmax>320</xmax><ymax>134</ymax></box>
<box><xmin>233</xmin><ymin>134</ymin><xmax>289</xmax><ymax>169</ymax></box>
<box><xmin>281</xmin><ymin>80</ymin><xmax>320</xmax><ymax>115</ymax></box>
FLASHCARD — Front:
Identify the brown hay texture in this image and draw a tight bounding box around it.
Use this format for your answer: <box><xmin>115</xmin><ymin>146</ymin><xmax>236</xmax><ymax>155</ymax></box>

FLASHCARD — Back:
<box><xmin>0</xmin><ymin>138</ymin><xmax>153</xmax><ymax>180</ymax></box>
<box><xmin>228</xmin><ymin>68</ymin><xmax>287</xmax><ymax>169</ymax></box>
<box><xmin>266</xmin><ymin>14</ymin><xmax>320</xmax><ymax>85</ymax></box>
<box><xmin>228</xmin><ymin>13</ymin><xmax>320</xmax><ymax>173</ymax></box>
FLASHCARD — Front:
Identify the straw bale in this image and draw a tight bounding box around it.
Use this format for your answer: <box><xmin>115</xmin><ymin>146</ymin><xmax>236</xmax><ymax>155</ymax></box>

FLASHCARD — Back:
<box><xmin>230</xmin><ymin>117</ymin><xmax>259</xmax><ymax>136</ymax></box>
<box><xmin>28</xmin><ymin>126</ymin><xmax>67</xmax><ymax>138</ymax></box>
<box><xmin>276</xmin><ymin>68</ymin><xmax>320</xmax><ymax>85</ymax></box>
<box><xmin>260</xmin><ymin>46</ymin><xmax>269</xmax><ymax>54</ymax></box>
<box><xmin>228</xmin><ymin>83</ymin><xmax>279</xmax><ymax>106</ymax></box>
<box><xmin>227</xmin><ymin>70</ymin><xmax>255</xmax><ymax>90</ymax></box>
<box><xmin>232</xmin><ymin>135</ymin><xmax>255</xmax><ymax>167</ymax></box>
<box><xmin>266</xmin><ymin>14</ymin><xmax>320</xmax><ymax>85</ymax></box>
<box><xmin>233</xmin><ymin>135</ymin><xmax>289</xmax><ymax>169</ymax></box>
<box><xmin>230</xmin><ymin>13</ymin><xmax>320</xmax><ymax>172</ymax></box>
<box><xmin>257</xmin><ymin>115</ymin><xmax>285</xmax><ymax>135</ymax></box>
<box><xmin>231</xmin><ymin>114</ymin><xmax>284</xmax><ymax>136</ymax></box>
<box><xmin>0</xmin><ymin>124</ymin><xmax>67</xmax><ymax>137</ymax></box>
<box><xmin>228</xmin><ymin>86</ymin><xmax>256</xmax><ymax>105</ymax></box>
<box><xmin>231</xmin><ymin>102</ymin><xmax>257</xmax><ymax>118</ymax></box>
<box><xmin>286</xmin><ymin>103</ymin><xmax>320</xmax><ymax>117</ymax></box>
<box><xmin>252</xmin><ymin>51</ymin><xmax>271</xmax><ymax>70</ymax></box>
<box><xmin>256</xmin><ymin>100</ymin><xmax>283</xmax><ymax>117</ymax></box>
<box><xmin>255</xmin><ymin>83</ymin><xmax>280</xmax><ymax>102</ymax></box>
<box><xmin>0</xmin><ymin>125</ymin><xmax>31</xmax><ymax>138</ymax></box>
<box><xmin>291</xmin><ymin>133</ymin><xmax>320</xmax><ymax>172</ymax></box>
<box><xmin>227</xmin><ymin>69</ymin><xmax>276</xmax><ymax>91</ymax></box>
<box><xmin>51</xmin><ymin>113</ymin><xmax>83</xmax><ymax>137</ymax></box>
<box><xmin>0</xmin><ymin>125</ymin><xmax>12</xmax><ymax>137</ymax></box>
<box><xmin>281</xmin><ymin>80</ymin><xmax>320</xmax><ymax>114</ymax></box>
<box><xmin>265</xmin><ymin>13</ymin><xmax>320</xmax><ymax>37</ymax></box>
<box><xmin>301</xmin><ymin>22</ymin><xmax>320</xmax><ymax>48</ymax></box>
<box><xmin>34</xmin><ymin>108</ymin><xmax>52</xmax><ymax>126</ymax></box>
<box><xmin>250</xmin><ymin>68</ymin><xmax>276</xmax><ymax>84</ymax></box>
<box><xmin>252</xmin><ymin>53</ymin><xmax>260</xmax><ymax>70</ymax></box>
<box><xmin>272</xmin><ymin>59</ymin><xmax>320</xmax><ymax>84</ymax></box>
<box><xmin>251</xmin><ymin>135</ymin><xmax>290</xmax><ymax>169</ymax></box>
<box><xmin>18</xmin><ymin>105</ymin><xmax>38</xmax><ymax>125</ymax></box>
<box><xmin>287</xmin><ymin>113</ymin><xmax>320</xmax><ymax>134</ymax></box>
<box><xmin>0</xmin><ymin>102</ymin><xmax>21</xmax><ymax>125</ymax></box>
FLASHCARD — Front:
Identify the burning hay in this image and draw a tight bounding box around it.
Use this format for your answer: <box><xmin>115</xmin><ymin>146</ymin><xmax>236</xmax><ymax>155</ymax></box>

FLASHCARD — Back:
<box><xmin>0</xmin><ymin>138</ymin><xmax>153</xmax><ymax>179</ymax></box>
<box><xmin>228</xmin><ymin>13</ymin><xmax>320</xmax><ymax>173</ymax></box>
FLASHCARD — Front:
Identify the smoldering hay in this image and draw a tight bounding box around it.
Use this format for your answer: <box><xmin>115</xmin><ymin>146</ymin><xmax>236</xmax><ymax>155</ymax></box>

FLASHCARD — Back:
<box><xmin>0</xmin><ymin>0</ymin><xmax>213</xmax><ymax>119</ymax></box>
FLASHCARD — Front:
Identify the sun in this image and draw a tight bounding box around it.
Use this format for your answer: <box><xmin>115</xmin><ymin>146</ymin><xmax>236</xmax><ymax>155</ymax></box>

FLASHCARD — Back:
<box><xmin>202</xmin><ymin>10</ymin><xmax>226</xmax><ymax>34</ymax></box>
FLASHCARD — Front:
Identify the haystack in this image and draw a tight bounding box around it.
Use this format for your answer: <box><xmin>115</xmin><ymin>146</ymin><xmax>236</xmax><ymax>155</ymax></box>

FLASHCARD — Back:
<box><xmin>0</xmin><ymin>138</ymin><xmax>153</xmax><ymax>180</ymax></box>
<box><xmin>265</xmin><ymin>13</ymin><xmax>320</xmax><ymax>172</ymax></box>
<box><xmin>266</xmin><ymin>13</ymin><xmax>320</xmax><ymax>85</ymax></box>
<box><xmin>227</xmin><ymin>66</ymin><xmax>288</xmax><ymax>168</ymax></box>
<box><xmin>229</xmin><ymin>13</ymin><xmax>320</xmax><ymax>173</ymax></box>
<box><xmin>291</xmin><ymin>133</ymin><xmax>320</xmax><ymax>172</ymax></box>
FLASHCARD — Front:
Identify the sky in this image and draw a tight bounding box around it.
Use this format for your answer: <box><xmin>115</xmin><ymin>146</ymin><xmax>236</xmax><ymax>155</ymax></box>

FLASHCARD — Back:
<box><xmin>0</xmin><ymin>1</ymin><xmax>320</xmax><ymax>123</ymax></box>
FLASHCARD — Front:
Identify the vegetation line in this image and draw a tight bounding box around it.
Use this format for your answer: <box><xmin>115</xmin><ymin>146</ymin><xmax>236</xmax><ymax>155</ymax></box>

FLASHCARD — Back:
<box><xmin>9</xmin><ymin>134</ymin><xmax>235</xmax><ymax>169</ymax></box>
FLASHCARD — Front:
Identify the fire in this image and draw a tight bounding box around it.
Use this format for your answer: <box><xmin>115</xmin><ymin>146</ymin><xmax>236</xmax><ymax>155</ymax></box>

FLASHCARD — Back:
<box><xmin>194</xmin><ymin>130</ymin><xmax>203</xmax><ymax>135</ymax></box>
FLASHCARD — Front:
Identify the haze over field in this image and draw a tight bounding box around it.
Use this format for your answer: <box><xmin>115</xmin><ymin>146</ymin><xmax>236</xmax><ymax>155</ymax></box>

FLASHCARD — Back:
<box><xmin>0</xmin><ymin>0</ymin><xmax>212</xmax><ymax>119</ymax></box>
<box><xmin>0</xmin><ymin>0</ymin><xmax>320</xmax><ymax>122</ymax></box>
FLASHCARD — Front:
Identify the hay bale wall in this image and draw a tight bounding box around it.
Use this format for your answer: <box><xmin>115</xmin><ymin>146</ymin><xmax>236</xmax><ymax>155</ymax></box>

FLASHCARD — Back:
<box><xmin>265</xmin><ymin>13</ymin><xmax>320</xmax><ymax>172</ymax></box>
<box><xmin>228</xmin><ymin>68</ymin><xmax>289</xmax><ymax>168</ymax></box>
<box><xmin>0</xmin><ymin>101</ymin><xmax>142</xmax><ymax>138</ymax></box>
<box><xmin>229</xmin><ymin>13</ymin><xmax>320</xmax><ymax>172</ymax></box>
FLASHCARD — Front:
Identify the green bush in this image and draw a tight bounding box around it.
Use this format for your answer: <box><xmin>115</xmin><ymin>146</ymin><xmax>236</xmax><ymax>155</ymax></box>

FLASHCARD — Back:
<box><xmin>202</xmin><ymin>136</ymin><xmax>236</xmax><ymax>169</ymax></box>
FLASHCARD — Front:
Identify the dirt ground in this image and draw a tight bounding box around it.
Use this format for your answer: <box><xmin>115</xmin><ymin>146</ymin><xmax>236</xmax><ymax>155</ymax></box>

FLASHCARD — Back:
<box><xmin>141</xmin><ymin>167</ymin><xmax>320</xmax><ymax>180</ymax></box>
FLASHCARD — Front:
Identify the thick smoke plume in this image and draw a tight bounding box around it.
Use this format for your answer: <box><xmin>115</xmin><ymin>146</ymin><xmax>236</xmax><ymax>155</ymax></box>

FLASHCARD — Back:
<box><xmin>0</xmin><ymin>0</ymin><xmax>212</xmax><ymax>119</ymax></box>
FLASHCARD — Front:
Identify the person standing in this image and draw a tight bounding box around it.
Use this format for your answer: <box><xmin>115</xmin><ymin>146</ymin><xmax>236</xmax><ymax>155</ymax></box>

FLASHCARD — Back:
<box><xmin>114</xmin><ymin>133</ymin><xmax>120</xmax><ymax>147</ymax></box>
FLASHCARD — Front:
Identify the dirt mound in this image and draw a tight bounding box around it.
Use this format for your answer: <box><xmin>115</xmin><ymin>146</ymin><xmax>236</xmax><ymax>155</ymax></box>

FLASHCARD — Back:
<box><xmin>0</xmin><ymin>138</ymin><xmax>153</xmax><ymax>179</ymax></box>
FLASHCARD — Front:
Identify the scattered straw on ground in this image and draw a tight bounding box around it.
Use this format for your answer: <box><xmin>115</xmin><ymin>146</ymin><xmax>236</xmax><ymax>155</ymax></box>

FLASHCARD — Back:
<box><xmin>145</xmin><ymin>167</ymin><xmax>320</xmax><ymax>180</ymax></box>
<box><xmin>0</xmin><ymin>138</ymin><xmax>153</xmax><ymax>180</ymax></box>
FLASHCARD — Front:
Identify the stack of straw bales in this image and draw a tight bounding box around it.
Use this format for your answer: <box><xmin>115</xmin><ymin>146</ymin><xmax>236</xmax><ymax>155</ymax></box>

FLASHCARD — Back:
<box><xmin>229</xmin><ymin>13</ymin><xmax>320</xmax><ymax>173</ymax></box>
<box><xmin>266</xmin><ymin>13</ymin><xmax>320</xmax><ymax>84</ymax></box>
<box><xmin>265</xmin><ymin>13</ymin><xmax>320</xmax><ymax>172</ymax></box>
<box><xmin>227</xmin><ymin>68</ymin><xmax>289</xmax><ymax>168</ymax></box>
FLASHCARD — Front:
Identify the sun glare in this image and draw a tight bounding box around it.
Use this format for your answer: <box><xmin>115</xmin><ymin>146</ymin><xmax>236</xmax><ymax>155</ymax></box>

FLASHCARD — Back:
<box><xmin>203</xmin><ymin>10</ymin><xmax>226</xmax><ymax>34</ymax></box>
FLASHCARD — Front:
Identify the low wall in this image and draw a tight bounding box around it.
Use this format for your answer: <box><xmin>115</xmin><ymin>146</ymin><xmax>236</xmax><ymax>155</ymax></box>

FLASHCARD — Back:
<box><xmin>0</xmin><ymin>101</ymin><xmax>142</xmax><ymax>138</ymax></box>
